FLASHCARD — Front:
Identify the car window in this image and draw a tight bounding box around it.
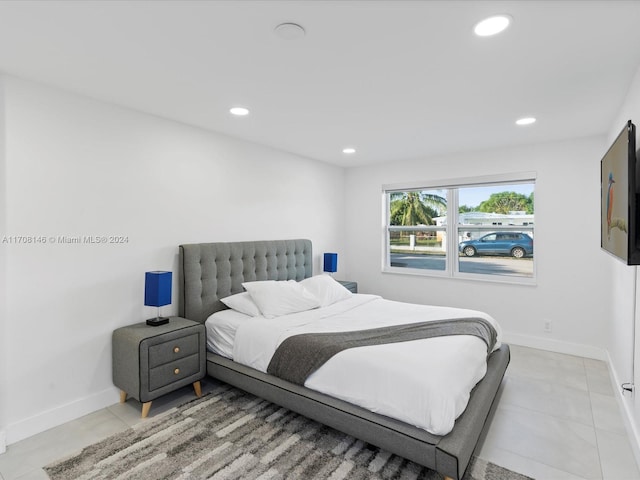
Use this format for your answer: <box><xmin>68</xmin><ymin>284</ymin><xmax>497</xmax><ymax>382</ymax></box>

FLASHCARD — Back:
<box><xmin>483</xmin><ymin>234</ymin><xmax>497</xmax><ymax>241</ymax></box>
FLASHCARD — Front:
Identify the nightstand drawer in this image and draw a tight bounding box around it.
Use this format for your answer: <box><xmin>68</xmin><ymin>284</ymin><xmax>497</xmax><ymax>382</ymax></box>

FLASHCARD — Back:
<box><xmin>149</xmin><ymin>353</ymin><xmax>200</xmax><ymax>391</ymax></box>
<box><xmin>148</xmin><ymin>333</ymin><xmax>199</xmax><ymax>368</ymax></box>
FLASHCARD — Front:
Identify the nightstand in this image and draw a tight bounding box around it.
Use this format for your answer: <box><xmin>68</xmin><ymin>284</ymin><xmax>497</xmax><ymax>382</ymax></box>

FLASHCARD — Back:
<box><xmin>112</xmin><ymin>317</ymin><xmax>206</xmax><ymax>418</ymax></box>
<box><xmin>338</xmin><ymin>281</ymin><xmax>358</xmax><ymax>293</ymax></box>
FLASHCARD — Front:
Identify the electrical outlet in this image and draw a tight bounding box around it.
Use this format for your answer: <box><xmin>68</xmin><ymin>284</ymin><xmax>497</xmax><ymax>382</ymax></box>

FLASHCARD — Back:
<box><xmin>544</xmin><ymin>319</ymin><xmax>552</xmax><ymax>333</ymax></box>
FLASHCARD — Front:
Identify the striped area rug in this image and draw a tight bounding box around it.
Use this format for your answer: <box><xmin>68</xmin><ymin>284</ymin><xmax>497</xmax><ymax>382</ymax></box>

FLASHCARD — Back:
<box><xmin>45</xmin><ymin>384</ymin><xmax>532</xmax><ymax>480</ymax></box>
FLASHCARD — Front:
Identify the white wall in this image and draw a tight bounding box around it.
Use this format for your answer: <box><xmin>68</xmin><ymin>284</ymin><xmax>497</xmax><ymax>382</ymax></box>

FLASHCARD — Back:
<box><xmin>1</xmin><ymin>76</ymin><xmax>346</xmax><ymax>444</ymax></box>
<box><xmin>0</xmin><ymin>76</ymin><xmax>7</xmax><ymax>454</ymax></box>
<box><xmin>605</xmin><ymin>63</ymin><xmax>640</xmax><ymax>464</ymax></box>
<box><xmin>345</xmin><ymin>136</ymin><xmax>610</xmax><ymax>357</ymax></box>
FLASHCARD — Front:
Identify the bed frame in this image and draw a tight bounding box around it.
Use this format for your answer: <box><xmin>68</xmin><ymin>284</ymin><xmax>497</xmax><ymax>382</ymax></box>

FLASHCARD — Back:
<box><xmin>178</xmin><ymin>239</ymin><xmax>509</xmax><ymax>480</ymax></box>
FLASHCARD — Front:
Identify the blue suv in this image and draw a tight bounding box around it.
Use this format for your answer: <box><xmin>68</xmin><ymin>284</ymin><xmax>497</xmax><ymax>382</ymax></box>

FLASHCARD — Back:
<box><xmin>459</xmin><ymin>232</ymin><xmax>533</xmax><ymax>258</ymax></box>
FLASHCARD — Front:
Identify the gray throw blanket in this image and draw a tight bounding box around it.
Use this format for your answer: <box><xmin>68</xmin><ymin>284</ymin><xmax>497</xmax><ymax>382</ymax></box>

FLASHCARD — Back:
<box><xmin>267</xmin><ymin>317</ymin><xmax>497</xmax><ymax>385</ymax></box>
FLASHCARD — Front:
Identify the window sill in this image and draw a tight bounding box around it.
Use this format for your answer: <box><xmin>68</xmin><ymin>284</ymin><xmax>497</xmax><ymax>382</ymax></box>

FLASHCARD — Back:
<box><xmin>382</xmin><ymin>266</ymin><xmax>537</xmax><ymax>286</ymax></box>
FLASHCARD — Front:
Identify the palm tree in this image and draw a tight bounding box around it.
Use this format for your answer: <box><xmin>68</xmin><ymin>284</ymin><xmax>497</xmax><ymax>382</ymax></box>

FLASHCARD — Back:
<box><xmin>390</xmin><ymin>191</ymin><xmax>446</xmax><ymax>226</ymax></box>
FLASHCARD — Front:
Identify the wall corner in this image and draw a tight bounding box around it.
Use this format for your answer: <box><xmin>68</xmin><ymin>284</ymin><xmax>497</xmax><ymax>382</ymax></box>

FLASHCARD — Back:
<box><xmin>0</xmin><ymin>74</ymin><xmax>8</xmax><ymax>446</ymax></box>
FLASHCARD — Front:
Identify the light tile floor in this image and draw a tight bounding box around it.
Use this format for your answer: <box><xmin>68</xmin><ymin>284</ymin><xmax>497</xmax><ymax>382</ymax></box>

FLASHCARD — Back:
<box><xmin>0</xmin><ymin>345</ymin><xmax>638</xmax><ymax>479</ymax></box>
<box><xmin>475</xmin><ymin>345</ymin><xmax>640</xmax><ymax>480</ymax></box>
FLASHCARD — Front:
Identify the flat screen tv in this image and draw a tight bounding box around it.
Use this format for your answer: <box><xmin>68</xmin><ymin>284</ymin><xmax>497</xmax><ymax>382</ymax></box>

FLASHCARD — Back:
<box><xmin>601</xmin><ymin>120</ymin><xmax>640</xmax><ymax>265</ymax></box>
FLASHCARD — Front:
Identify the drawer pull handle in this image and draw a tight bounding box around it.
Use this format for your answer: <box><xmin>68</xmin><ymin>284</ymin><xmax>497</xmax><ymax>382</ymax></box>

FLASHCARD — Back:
<box><xmin>174</xmin><ymin>368</ymin><xmax>180</xmax><ymax>375</ymax></box>
<box><xmin>173</xmin><ymin>347</ymin><xmax>180</xmax><ymax>353</ymax></box>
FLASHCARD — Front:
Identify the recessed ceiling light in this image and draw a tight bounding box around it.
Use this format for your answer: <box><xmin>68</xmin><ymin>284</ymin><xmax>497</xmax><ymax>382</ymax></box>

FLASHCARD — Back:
<box><xmin>515</xmin><ymin>117</ymin><xmax>536</xmax><ymax>126</ymax></box>
<box><xmin>474</xmin><ymin>15</ymin><xmax>511</xmax><ymax>37</ymax></box>
<box><xmin>229</xmin><ymin>107</ymin><xmax>250</xmax><ymax>116</ymax></box>
<box><xmin>342</xmin><ymin>147</ymin><xmax>356</xmax><ymax>154</ymax></box>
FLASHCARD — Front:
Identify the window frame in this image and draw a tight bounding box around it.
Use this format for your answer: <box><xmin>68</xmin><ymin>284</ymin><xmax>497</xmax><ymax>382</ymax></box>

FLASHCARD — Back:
<box><xmin>382</xmin><ymin>172</ymin><xmax>537</xmax><ymax>285</ymax></box>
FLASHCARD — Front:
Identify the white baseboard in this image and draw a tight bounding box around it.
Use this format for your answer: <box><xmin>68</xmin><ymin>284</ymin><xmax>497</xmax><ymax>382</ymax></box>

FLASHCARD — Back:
<box><xmin>5</xmin><ymin>387</ymin><xmax>120</xmax><ymax>446</ymax></box>
<box><xmin>0</xmin><ymin>430</ymin><xmax>6</xmax><ymax>454</ymax></box>
<box><xmin>605</xmin><ymin>351</ymin><xmax>640</xmax><ymax>471</ymax></box>
<box><xmin>502</xmin><ymin>332</ymin><xmax>608</xmax><ymax>360</ymax></box>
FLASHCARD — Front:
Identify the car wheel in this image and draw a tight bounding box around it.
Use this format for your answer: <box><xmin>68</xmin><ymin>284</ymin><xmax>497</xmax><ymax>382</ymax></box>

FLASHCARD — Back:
<box><xmin>463</xmin><ymin>246</ymin><xmax>476</xmax><ymax>257</ymax></box>
<box><xmin>511</xmin><ymin>247</ymin><xmax>525</xmax><ymax>258</ymax></box>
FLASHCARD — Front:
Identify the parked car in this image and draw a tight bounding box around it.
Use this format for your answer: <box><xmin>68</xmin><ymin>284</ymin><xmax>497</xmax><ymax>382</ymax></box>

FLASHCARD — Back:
<box><xmin>459</xmin><ymin>232</ymin><xmax>533</xmax><ymax>258</ymax></box>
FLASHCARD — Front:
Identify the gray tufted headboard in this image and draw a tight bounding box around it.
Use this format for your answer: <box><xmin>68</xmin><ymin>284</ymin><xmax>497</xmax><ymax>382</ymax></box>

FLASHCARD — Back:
<box><xmin>179</xmin><ymin>239</ymin><xmax>313</xmax><ymax>323</ymax></box>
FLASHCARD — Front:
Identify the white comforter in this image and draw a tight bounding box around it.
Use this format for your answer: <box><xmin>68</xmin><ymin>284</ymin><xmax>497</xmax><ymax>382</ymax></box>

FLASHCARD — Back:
<box><xmin>232</xmin><ymin>294</ymin><xmax>502</xmax><ymax>436</ymax></box>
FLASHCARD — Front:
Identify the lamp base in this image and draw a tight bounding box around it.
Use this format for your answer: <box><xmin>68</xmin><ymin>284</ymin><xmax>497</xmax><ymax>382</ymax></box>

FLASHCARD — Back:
<box><xmin>146</xmin><ymin>317</ymin><xmax>169</xmax><ymax>327</ymax></box>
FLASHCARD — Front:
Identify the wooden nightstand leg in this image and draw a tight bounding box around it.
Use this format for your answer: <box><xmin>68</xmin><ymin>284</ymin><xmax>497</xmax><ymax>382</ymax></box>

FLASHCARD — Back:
<box><xmin>120</xmin><ymin>391</ymin><xmax>127</xmax><ymax>403</ymax></box>
<box><xmin>141</xmin><ymin>401</ymin><xmax>152</xmax><ymax>418</ymax></box>
<box><xmin>193</xmin><ymin>381</ymin><xmax>202</xmax><ymax>398</ymax></box>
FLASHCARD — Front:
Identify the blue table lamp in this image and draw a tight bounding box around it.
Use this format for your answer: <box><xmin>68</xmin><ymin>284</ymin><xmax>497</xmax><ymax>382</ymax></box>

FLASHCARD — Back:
<box><xmin>323</xmin><ymin>253</ymin><xmax>338</xmax><ymax>276</ymax></box>
<box><xmin>145</xmin><ymin>271</ymin><xmax>172</xmax><ymax>326</ymax></box>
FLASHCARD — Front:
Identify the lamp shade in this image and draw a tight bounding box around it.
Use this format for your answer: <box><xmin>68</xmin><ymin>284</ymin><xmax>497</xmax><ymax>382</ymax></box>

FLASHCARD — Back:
<box><xmin>144</xmin><ymin>271</ymin><xmax>172</xmax><ymax>307</ymax></box>
<box><xmin>323</xmin><ymin>253</ymin><xmax>338</xmax><ymax>273</ymax></box>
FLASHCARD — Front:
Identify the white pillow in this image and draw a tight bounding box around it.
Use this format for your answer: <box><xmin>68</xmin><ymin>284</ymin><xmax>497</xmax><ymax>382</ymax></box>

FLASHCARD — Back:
<box><xmin>242</xmin><ymin>280</ymin><xmax>320</xmax><ymax>318</ymax></box>
<box><xmin>220</xmin><ymin>292</ymin><xmax>262</xmax><ymax>317</ymax></box>
<box><xmin>300</xmin><ymin>275</ymin><xmax>352</xmax><ymax>307</ymax></box>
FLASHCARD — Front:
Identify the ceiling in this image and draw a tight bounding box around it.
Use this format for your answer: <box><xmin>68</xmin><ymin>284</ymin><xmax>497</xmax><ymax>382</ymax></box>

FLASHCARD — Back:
<box><xmin>0</xmin><ymin>1</ymin><xmax>639</xmax><ymax>167</ymax></box>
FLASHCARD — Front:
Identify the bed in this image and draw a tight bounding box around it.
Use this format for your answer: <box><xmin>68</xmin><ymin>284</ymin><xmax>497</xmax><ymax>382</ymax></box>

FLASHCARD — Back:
<box><xmin>178</xmin><ymin>239</ymin><xmax>510</xmax><ymax>480</ymax></box>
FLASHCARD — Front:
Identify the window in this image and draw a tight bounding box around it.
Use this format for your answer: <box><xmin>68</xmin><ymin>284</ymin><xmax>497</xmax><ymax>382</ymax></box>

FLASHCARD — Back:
<box><xmin>384</xmin><ymin>174</ymin><xmax>535</xmax><ymax>283</ymax></box>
